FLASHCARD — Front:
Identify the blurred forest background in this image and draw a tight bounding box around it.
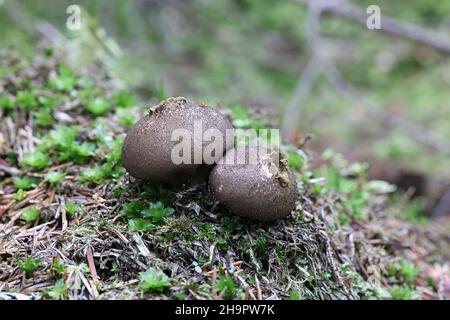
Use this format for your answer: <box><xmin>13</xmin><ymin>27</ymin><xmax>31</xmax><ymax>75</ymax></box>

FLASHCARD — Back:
<box><xmin>1</xmin><ymin>0</ymin><xmax>449</xmax><ymax>217</ymax></box>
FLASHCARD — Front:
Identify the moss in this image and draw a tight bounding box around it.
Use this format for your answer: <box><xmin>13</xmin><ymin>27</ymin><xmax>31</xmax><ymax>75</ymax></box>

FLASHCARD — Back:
<box><xmin>390</xmin><ymin>286</ymin><xmax>417</xmax><ymax>300</ymax></box>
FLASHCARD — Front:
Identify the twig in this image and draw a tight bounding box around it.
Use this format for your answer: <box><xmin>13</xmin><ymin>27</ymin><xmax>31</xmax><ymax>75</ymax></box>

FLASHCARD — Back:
<box><xmin>281</xmin><ymin>2</ymin><xmax>323</xmax><ymax>143</ymax></box>
<box><xmin>236</xmin><ymin>275</ymin><xmax>257</xmax><ymax>300</ymax></box>
<box><xmin>281</xmin><ymin>58</ymin><xmax>322</xmax><ymax>143</ymax></box>
<box><xmin>211</xmin><ymin>268</ymin><xmax>219</xmax><ymax>300</ymax></box>
<box><xmin>0</xmin><ymin>163</ymin><xmax>21</xmax><ymax>176</ymax></box>
<box><xmin>254</xmin><ymin>274</ymin><xmax>262</xmax><ymax>300</ymax></box>
<box><xmin>86</xmin><ymin>246</ymin><xmax>100</xmax><ymax>286</ymax></box>
<box><xmin>437</xmin><ymin>273</ymin><xmax>445</xmax><ymax>300</ymax></box>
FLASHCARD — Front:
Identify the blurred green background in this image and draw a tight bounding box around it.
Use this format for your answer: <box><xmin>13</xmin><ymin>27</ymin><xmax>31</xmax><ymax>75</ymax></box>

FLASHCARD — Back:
<box><xmin>1</xmin><ymin>0</ymin><xmax>449</xmax><ymax>212</ymax></box>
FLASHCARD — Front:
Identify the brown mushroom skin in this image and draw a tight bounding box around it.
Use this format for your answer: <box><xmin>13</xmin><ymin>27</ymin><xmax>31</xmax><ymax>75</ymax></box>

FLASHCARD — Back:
<box><xmin>122</xmin><ymin>97</ymin><xmax>233</xmax><ymax>186</ymax></box>
<box><xmin>209</xmin><ymin>146</ymin><xmax>298</xmax><ymax>221</ymax></box>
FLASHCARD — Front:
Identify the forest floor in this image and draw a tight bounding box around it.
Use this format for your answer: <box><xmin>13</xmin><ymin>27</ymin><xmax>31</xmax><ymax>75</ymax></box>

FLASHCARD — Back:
<box><xmin>0</xmin><ymin>48</ymin><xmax>449</xmax><ymax>300</ymax></box>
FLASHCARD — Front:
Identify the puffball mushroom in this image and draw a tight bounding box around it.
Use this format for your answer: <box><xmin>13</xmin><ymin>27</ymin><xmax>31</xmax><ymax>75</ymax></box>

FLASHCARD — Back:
<box><xmin>122</xmin><ymin>97</ymin><xmax>233</xmax><ymax>186</ymax></box>
<box><xmin>209</xmin><ymin>145</ymin><xmax>298</xmax><ymax>221</ymax></box>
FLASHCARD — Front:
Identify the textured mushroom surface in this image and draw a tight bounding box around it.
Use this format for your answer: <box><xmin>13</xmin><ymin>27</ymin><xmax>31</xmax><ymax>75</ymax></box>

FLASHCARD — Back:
<box><xmin>122</xmin><ymin>97</ymin><xmax>233</xmax><ymax>186</ymax></box>
<box><xmin>209</xmin><ymin>146</ymin><xmax>298</xmax><ymax>221</ymax></box>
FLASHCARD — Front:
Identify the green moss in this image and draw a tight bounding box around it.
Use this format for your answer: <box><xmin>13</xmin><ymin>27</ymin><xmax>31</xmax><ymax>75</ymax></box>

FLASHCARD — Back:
<box><xmin>139</xmin><ymin>268</ymin><xmax>171</xmax><ymax>293</ymax></box>
<box><xmin>287</xmin><ymin>150</ymin><xmax>305</xmax><ymax>170</ymax></box>
<box><xmin>114</xmin><ymin>90</ymin><xmax>136</xmax><ymax>108</ymax></box>
<box><xmin>195</xmin><ymin>223</ymin><xmax>228</xmax><ymax>249</ymax></box>
<box><xmin>15</xmin><ymin>189</ymin><xmax>27</xmax><ymax>201</ymax></box>
<box><xmin>44</xmin><ymin>279</ymin><xmax>68</xmax><ymax>300</ymax></box>
<box><xmin>120</xmin><ymin>200</ymin><xmax>175</xmax><ymax>232</ymax></box>
<box><xmin>17</xmin><ymin>90</ymin><xmax>38</xmax><ymax>111</ymax></box>
<box><xmin>35</xmin><ymin>109</ymin><xmax>55</xmax><ymax>127</ymax></box>
<box><xmin>80</xmin><ymin>166</ymin><xmax>105</xmax><ymax>183</ymax></box>
<box><xmin>13</xmin><ymin>176</ymin><xmax>37</xmax><ymax>190</ymax></box>
<box><xmin>20</xmin><ymin>208</ymin><xmax>41</xmax><ymax>223</ymax></box>
<box><xmin>389</xmin><ymin>286</ymin><xmax>416</xmax><ymax>300</ymax></box>
<box><xmin>0</xmin><ymin>94</ymin><xmax>14</xmax><ymax>111</ymax></box>
<box><xmin>65</xmin><ymin>202</ymin><xmax>81</xmax><ymax>217</ymax></box>
<box><xmin>44</xmin><ymin>171</ymin><xmax>65</xmax><ymax>186</ymax></box>
<box><xmin>216</xmin><ymin>274</ymin><xmax>238</xmax><ymax>299</ymax></box>
<box><xmin>116</xmin><ymin>109</ymin><xmax>136</xmax><ymax>127</ymax></box>
<box><xmin>85</xmin><ymin>97</ymin><xmax>111</xmax><ymax>116</ymax></box>
<box><xmin>387</xmin><ymin>259</ymin><xmax>420</xmax><ymax>285</ymax></box>
<box><xmin>49</xmin><ymin>65</ymin><xmax>77</xmax><ymax>92</ymax></box>
<box><xmin>18</xmin><ymin>256</ymin><xmax>43</xmax><ymax>277</ymax></box>
<box><xmin>51</xmin><ymin>257</ymin><xmax>66</xmax><ymax>275</ymax></box>
<box><xmin>21</xmin><ymin>151</ymin><xmax>51</xmax><ymax>170</ymax></box>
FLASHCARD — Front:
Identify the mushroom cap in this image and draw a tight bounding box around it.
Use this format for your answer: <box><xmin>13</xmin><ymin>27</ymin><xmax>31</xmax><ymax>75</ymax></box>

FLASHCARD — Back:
<box><xmin>122</xmin><ymin>97</ymin><xmax>233</xmax><ymax>186</ymax></box>
<box><xmin>209</xmin><ymin>145</ymin><xmax>298</xmax><ymax>221</ymax></box>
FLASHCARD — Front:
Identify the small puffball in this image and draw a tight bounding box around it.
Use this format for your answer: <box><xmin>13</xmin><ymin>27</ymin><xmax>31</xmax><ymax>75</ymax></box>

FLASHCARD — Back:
<box><xmin>122</xmin><ymin>97</ymin><xmax>233</xmax><ymax>186</ymax></box>
<box><xmin>209</xmin><ymin>145</ymin><xmax>298</xmax><ymax>221</ymax></box>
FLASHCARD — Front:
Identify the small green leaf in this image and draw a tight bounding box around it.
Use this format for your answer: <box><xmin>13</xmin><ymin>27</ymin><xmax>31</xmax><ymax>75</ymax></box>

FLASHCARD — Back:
<box><xmin>50</xmin><ymin>65</ymin><xmax>76</xmax><ymax>92</ymax></box>
<box><xmin>388</xmin><ymin>259</ymin><xmax>420</xmax><ymax>285</ymax></box>
<box><xmin>217</xmin><ymin>275</ymin><xmax>237</xmax><ymax>299</ymax></box>
<box><xmin>231</xmin><ymin>105</ymin><xmax>249</xmax><ymax>120</ymax></box>
<box><xmin>35</xmin><ymin>109</ymin><xmax>55</xmax><ymax>126</ymax></box>
<box><xmin>119</xmin><ymin>200</ymin><xmax>145</xmax><ymax>219</ymax></box>
<box><xmin>47</xmin><ymin>126</ymin><xmax>78</xmax><ymax>148</ymax></box>
<box><xmin>20</xmin><ymin>208</ymin><xmax>41</xmax><ymax>222</ymax></box>
<box><xmin>141</xmin><ymin>201</ymin><xmax>174</xmax><ymax>225</ymax></box>
<box><xmin>128</xmin><ymin>218</ymin><xmax>154</xmax><ymax>232</ymax></box>
<box><xmin>65</xmin><ymin>202</ymin><xmax>79</xmax><ymax>217</ymax></box>
<box><xmin>37</xmin><ymin>95</ymin><xmax>59</xmax><ymax>109</ymax></box>
<box><xmin>18</xmin><ymin>257</ymin><xmax>42</xmax><ymax>276</ymax></box>
<box><xmin>115</xmin><ymin>90</ymin><xmax>136</xmax><ymax>108</ymax></box>
<box><xmin>287</xmin><ymin>150</ymin><xmax>305</xmax><ymax>169</ymax></box>
<box><xmin>116</xmin><ymin>108</ymin><xmax>136</xmax><ymax>126</ymax></box>
<box><xmin>45</xmin><ymin>279</ymin><xmax>68</xmax><ymax>300</ymax></box>
<box><xmin>389</xmin><ymin>286</ymin><xmax>416</xmax><ymax>300</ymax></box>
<box><xmin>13</xmin><ymin>176</ymin><xmax>36</xmax><ymax>190</ymax></box>
<box><xmin>51</xmin><ymin>258</ymin><xmax>66</xmax><ymax>275</ymax></box>
<box><xmin>288</xmin><ymin>291</ymin><xmax>302</xmax><ymax>300</ymax></box>
<box><xmin>193</xmin><ymin>264</ymin><xmax>202</xmax><ymax>274</ymax></box>
<box><xmin>21</xmin><ymin>152</ymin><xmax>51</xmax><ymax>170</ymax></box>
<box><xmin>0</xmin><ymin>94</ymin><xmax>14</xmax><ymax>111</ymax></box>
<box><xmin>231</xmin><ymin>105</ymin><xmax>266</xmax><ymax>130</ymax></box>
<box><xmin>80</xmin><ymin>167</ymin><xmax>105</xmax><ymax>183</ymax></box>
<box><xmin>139</xmin><ymin>185</ymin><xmax>173</xmax><ymax>207</ymax></box>
<box><xmin>44</xmin><ymin>171</ymin><xmax>65</xmax><ymax>186</ymax></box>
<box><xmin>15</xmin><ymin>189</ymin><xmax>27</xmax><ymax>201</ymax></box>
<box><xmin>17</xmin><ymin>90</ymin><xmax>38</xmax><ymax>111</ymax></box>
<box><xmin>139</xmin><ymin>268</ymin><xmax>171</xmax><ymax>293</ymax></box>
<box><xmin>85</xmin><ymin>97</ymin><xmax>111</xmax><ymax>116</ymax></box>
<box><xmin>58</xmin><ymin>142</ymin><xmax>94</xmax><ymax>164</ymax></box>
